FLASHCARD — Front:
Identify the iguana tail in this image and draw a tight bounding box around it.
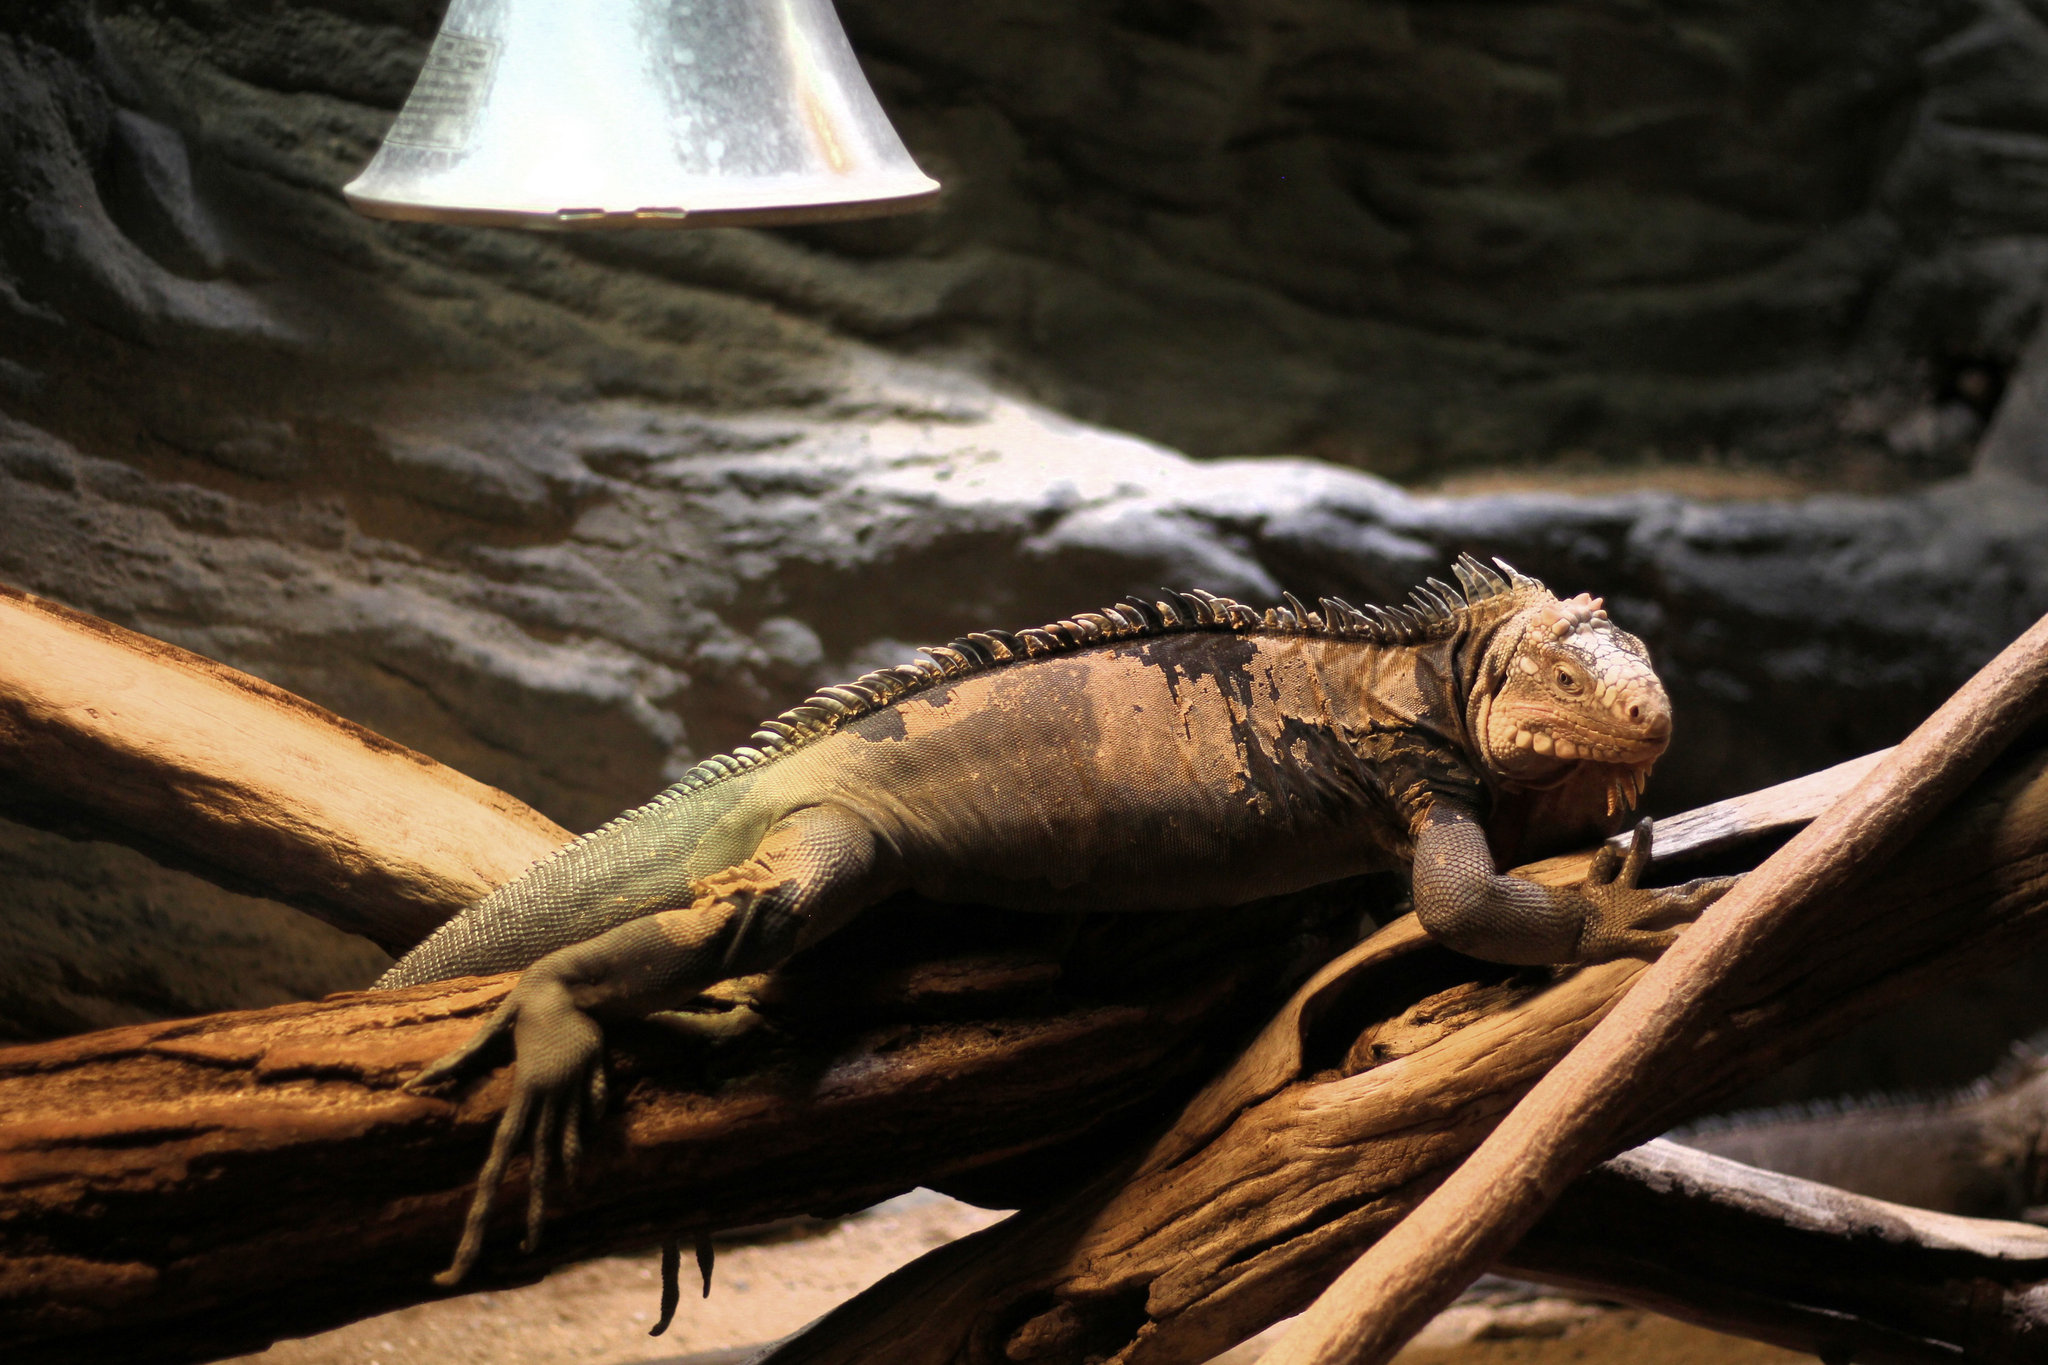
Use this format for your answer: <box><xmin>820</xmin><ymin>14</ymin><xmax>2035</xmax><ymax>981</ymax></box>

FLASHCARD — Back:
<box><xmin>376</xmin><ymin>772</ymin><xmax>768</xmax><ymax>988</ymax></box>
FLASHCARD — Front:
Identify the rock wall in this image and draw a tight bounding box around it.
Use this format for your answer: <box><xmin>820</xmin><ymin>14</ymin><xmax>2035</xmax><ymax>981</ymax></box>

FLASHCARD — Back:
<box><xmin>3</xmin><ymin>1</ymin><xmax>2048</xmax><ymax>1084</ymax></box>
<box><xmin>13</xmin><ymin>2</ymin><xmax>2048</xmax><ymax>472</ymax></box>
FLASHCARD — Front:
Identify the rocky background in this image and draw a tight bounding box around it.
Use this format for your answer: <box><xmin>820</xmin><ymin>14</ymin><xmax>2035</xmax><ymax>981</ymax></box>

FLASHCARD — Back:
<box><xmin>3</xmin><ymin>0</ymin><xmax>2048</xmax><ymax>1101</ymax></box>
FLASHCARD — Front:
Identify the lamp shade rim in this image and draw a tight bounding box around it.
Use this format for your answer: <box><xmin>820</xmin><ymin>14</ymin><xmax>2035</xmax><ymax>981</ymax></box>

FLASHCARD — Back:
<box><xmin>342</xmin><ymin>178</ymin><xmax>941</xmax><ymax>229</ymax></box>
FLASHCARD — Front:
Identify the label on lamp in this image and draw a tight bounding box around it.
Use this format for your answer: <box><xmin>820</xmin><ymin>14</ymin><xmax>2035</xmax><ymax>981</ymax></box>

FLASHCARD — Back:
<box><xmin>386</xmin><ymin>34</ymin><xmax>500</xmax><ymax>152</ymax></box>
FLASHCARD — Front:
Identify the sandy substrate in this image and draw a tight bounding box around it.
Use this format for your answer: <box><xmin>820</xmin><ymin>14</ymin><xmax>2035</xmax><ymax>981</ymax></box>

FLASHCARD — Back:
<box><xmin>228</xmin><ymin>1192</ymin><xmax>1001</xmax><ymax>1365</ymax></box>
<box><xmin>227</xmin><ymin>1194</ymin><xmax>1807</xmax><ymax>1365</ymax></box>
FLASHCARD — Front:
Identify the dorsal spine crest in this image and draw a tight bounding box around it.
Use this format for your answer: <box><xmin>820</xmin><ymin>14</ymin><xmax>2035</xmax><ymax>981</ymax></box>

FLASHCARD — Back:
<box><xmin>542</xmin><ymin>554</ymin><xmax>1546</xmax><ymax>861</ymax></box>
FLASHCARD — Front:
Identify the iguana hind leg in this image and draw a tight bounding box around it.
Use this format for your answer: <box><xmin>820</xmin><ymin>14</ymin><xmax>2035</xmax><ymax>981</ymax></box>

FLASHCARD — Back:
<box><xmin>410</xmin><ymin>802</ymin><xmax>900</xmax><ymax>1285</ymax></box>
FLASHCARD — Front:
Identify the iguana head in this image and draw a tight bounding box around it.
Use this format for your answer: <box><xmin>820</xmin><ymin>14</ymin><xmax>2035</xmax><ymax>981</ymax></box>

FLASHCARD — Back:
<box><xmin>1471</xmin><ymin>587</ymin><xmax>1670</xmax><ymax>814</ymax></box>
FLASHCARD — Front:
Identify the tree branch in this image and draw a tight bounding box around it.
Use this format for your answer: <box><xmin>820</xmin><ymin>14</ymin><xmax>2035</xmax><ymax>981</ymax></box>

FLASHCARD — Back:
<box><xmin>0</xmin><ymin>891</ymin><xmax>1351</xmax><ymax>1365</ymax></box>
<box><xmin>1265</xmin><ymin>608</ymin><xmax>2048</xmax><ymax>1365</ymax></box>
<box><xmin>6</xmin><ymin>589</ymin><xmax>2048</xmax><ymax>1365</ymax></box>
<box><xmin>0</xmin><ymin>584</ymin><xmax>567</xmax><ymax>953</ymax></box>
<box><xmin>1506</xmin><ymin>1139</ymin><xmax>2048</xmax><ymax>1364</ymax></box>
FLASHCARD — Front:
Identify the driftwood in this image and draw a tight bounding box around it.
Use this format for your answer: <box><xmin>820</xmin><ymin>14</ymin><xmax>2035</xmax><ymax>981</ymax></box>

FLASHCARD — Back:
<box><xmin>0</xmin><ymin>889</ymin><xmax>1353</xmax><ymax>1365</ymax></box>
<box><xmin>752</xmin><ymin>732</ymin><xmax>2048</xmax><ymax>1365</ymax></box>
<box><xmin>1265</xmin><ymin>609</ymin><xmax>2048</xmax><ymax>1365</ymax></box>
<box><xmin>4</xmin><ymin>587</ymin><xmax>2048</xmax><ymax>1365</ymax></box>
<box><xmin>0</xmin><ymin>585</ymin><xmax>566</xmax><ymax>952</ymax></box>
<box><xmin>1508</xmin><ymin>1139</ymin><xmax>2048</xmax><ymax>1364</ymax></box>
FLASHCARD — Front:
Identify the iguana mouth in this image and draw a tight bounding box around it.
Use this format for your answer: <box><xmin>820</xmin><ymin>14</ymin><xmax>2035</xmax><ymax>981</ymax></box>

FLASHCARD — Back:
<box><xmin>1509</xmin><ymin>717</ymin><xmax>1659</xmax><ymax>760</ymax></box>
<box><xmin>1515</xmin><ymin>712</ymin><xmax>1668</xmax><ymax>765</ymax></box>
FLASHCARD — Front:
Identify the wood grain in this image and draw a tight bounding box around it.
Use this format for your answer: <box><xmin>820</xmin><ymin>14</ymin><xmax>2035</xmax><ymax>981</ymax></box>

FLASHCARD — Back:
<box><xmin>0</xmin><ymin>585</ymin><xmax>568</xmax><ymax>951</ymax></box>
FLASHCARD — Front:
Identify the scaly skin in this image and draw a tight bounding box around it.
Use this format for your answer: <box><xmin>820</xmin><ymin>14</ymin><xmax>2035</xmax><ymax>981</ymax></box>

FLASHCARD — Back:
<box><xmin>379</xmin><ymin>556</ymin><xmax>1730</xmax><ymax>1282</ymax></box>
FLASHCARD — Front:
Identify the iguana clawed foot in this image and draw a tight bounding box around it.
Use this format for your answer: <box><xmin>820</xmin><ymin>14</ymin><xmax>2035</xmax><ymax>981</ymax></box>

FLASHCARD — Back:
<box><xmin>407</xmin><ymin>972</ymin><xmax>609</xmax><ymax>1286</ymax></box>
<box><xmin>1575</xmin><ymin>817</ymin><xmax>1738</xmax><ymax>959</ymax></box>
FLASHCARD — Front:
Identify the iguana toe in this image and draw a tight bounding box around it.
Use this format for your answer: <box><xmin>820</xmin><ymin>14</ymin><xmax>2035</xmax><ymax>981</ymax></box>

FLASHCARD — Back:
<box><xmin>405</xmin><ymin>1003</ymin><xmax>516</xmax><ymax>1095</ymax></box>
<box><xmin>523</xmin><ymin>1093</ymin><xmax>561</xmax><ymax>1253</ymax></box>
<box><xmin>429</xmin><ymin>977</ymin><xmax>608</xmax><ymax>1283</ymax></box>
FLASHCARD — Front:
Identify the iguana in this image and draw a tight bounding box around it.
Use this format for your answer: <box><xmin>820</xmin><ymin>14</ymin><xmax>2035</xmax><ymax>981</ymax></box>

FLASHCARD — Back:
<box><xmin>379</xmin><ymin>555</ymin><xmax>1729</xmax><ymax>1283</ymax></box>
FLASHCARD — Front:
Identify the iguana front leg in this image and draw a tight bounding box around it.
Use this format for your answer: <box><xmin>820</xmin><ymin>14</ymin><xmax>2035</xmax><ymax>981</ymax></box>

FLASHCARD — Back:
<box><xmin>408</xmin><ymin>802</ymin><xmax>901</xmax><ymax>1284</ymax></box>
<box><xmin>1410</xmin><ymin>801</ymin><xmax>1733</xmax><ymax>966</ymax></box>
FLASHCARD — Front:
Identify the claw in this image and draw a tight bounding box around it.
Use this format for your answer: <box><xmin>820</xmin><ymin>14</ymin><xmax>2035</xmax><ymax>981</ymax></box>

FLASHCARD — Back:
<box><xmin>1619</xmin><ymin>818</ymin><xmax>1653</xmax><ymax>888</ymax></box>
<box><xmin>651</xmin><ymin>1238</ymin><xmax>682</xmax><ymax>1336</ymax></box>
<box><xmin>648</xmin><ymin>1234</ymin><xmax>714</xmax><ymax>1333</ymax></box>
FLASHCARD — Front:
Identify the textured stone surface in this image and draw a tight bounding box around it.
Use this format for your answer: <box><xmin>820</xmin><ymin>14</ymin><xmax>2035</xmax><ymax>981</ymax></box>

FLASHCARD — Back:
<box><xmin>14</xmin><ymin>2</ymin><xmax>2048</xmax><ymax>471</ymax></box>
<box><xmin>0</xmin><ymin>814</ymin><xmax>390</xmax><ymax>1042</ymax></box>
<box><xmin>4</xmin><ymin>0</ymin><xmax>2048</xmax><ymax>1063</ymax></box>
<box><xmin>10</xmin><ymin>400</ymin><xmax>2045</xmax><ymax>827</ymax></box>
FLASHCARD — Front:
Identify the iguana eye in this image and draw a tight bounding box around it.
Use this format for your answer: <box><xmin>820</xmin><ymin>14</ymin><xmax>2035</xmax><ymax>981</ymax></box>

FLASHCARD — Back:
<box><xmin>1554</xmin><ymin>667</ymin><xmax>1579</xmax><ymax>692</ymax></box>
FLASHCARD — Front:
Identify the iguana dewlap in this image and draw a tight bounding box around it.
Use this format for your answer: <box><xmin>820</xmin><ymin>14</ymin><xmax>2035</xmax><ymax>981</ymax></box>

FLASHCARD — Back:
<box><xmin>379</xmin><ymin>555</ymin><xmax>1726</xmax><ymax>1283</ymax></box>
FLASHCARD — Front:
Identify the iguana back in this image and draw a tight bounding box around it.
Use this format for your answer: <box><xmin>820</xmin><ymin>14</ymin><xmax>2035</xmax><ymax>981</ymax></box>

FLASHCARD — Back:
<box><xmin>383</xmin><ymin>583</ymin><xmax>1481</xmax><ymax>985</ymax></box>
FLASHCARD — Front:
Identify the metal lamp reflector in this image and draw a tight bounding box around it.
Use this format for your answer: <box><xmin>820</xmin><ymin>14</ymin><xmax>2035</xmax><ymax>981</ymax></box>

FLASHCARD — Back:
<box><xmin>344</xmin><ymin>0</ymin><xmax>940</xmax><ymax>229</ymax></box>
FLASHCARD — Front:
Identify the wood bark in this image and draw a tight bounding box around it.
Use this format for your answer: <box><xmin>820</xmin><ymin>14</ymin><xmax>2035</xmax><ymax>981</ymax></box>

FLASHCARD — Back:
<box><xmin>0</xmin><ymin>889</ymin><xmax>1354</xmax><ymax>1365</ymax></box>
<box><xmin>1506</xmin><ymin>1139</ymin><xmax>2048</xmax><ymax>1364</ymax></box>
<box><xmin>1264</xmin><ymin>608</ymin><xmax>2048</xmax><ymax>1365</ymax></box>
<box><xmin>0</xmin><ymin>585</ymin><xmax>567</xmax><ymax>953</ymax></box>
<box><xmin>752</xmin><ymin>732</ymin><xmax>2048</xmax><ymax>1365</ymax></box>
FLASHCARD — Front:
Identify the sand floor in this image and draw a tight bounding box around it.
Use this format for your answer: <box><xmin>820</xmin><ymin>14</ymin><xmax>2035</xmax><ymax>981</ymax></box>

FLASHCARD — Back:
<box><xmin>226</xmin><ymin>1193</ymin><xmax>1809</xmax><ymax>1365</ymax></box>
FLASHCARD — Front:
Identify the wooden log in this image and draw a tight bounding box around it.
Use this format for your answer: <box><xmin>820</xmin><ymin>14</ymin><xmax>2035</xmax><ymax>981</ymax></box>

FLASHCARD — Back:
<box><xmin>1511</xmin><ymin>746</ymin><xmax>1890</xmax><ymax>885</ymax></box>
<box><xmin>1504</xmin><ymin>1139</ymin><xmax>2048</xmax><ymax>1364</ymax></box>
<box><xmin>0</xmin><ymin>889</ymin><xmax>1354</xmax><ymax>1365</ymax></box>
<box><xmin>0</xmin><ymin>584</ymin><xmax>568</xmax><ymax>952</ymax></box>
<box><xmin>1266</xmin><ymin>608</ymin><xmax>2048</xmax><ymax>1365</ymax></box>
<box><xmin>751</xmin><ymin>733</ymin><xmax>2048</xmax><ymax>1365</ymax></box>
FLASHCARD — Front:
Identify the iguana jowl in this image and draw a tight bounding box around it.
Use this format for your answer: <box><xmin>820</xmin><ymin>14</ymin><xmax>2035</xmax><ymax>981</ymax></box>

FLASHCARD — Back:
<box><xmin>380</xmin><ymin>555</ymin><xmax>1727</xmax><ymax>1282</ymax></box>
